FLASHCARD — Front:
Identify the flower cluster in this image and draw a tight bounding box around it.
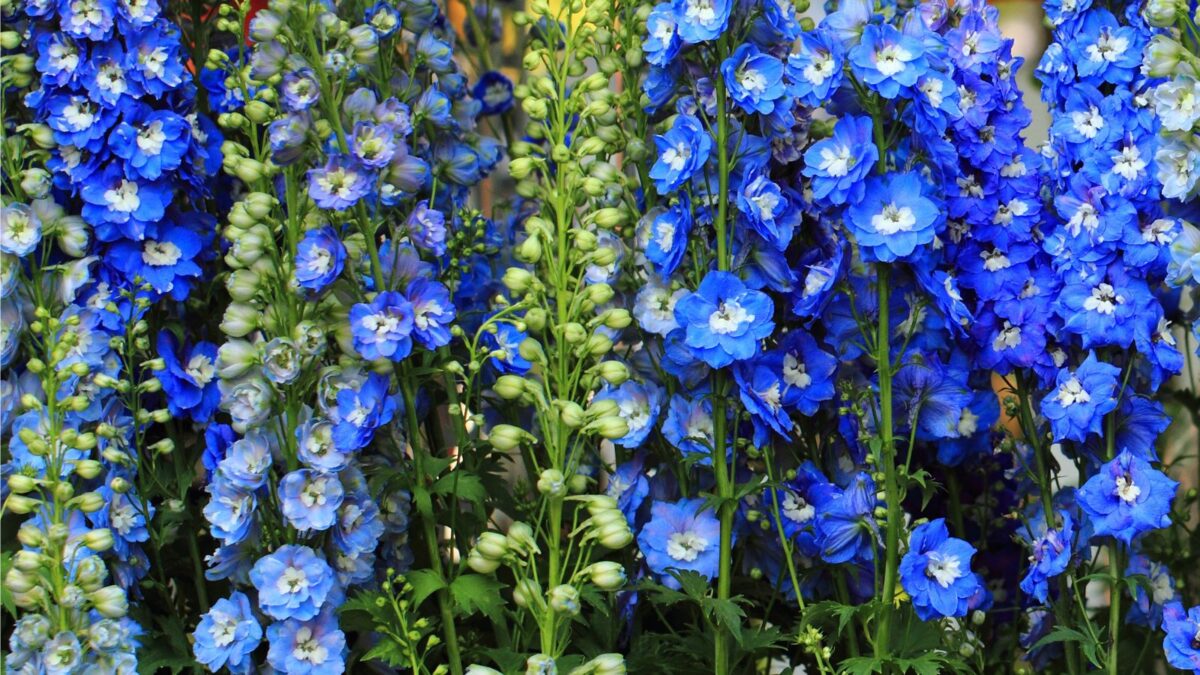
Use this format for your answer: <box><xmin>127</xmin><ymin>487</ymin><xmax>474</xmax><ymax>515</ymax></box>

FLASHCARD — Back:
<box><xmin>6</xmin><ymin>0</ymin><xmax>1200</xmax><ymax>673</ymax></box>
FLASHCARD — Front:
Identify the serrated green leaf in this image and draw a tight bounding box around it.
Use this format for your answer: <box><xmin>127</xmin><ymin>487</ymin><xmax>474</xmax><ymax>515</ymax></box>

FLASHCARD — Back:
<box><xmin>430</xmin><ymin>472</ymin><xmax>487</xmax><ymax>506</ymax></box>
<box><xmin>407</xmin><ymin>568</ymin><xmax>448</xmax><ymax>607</ymax></box>
<box><xmin>449</xmin><ymin>573</ymin><xmax>504</xmax><ymax>618</ymax></box>
<box><xmin>839</xmin><ymin>655</ymin><xmax>886</xmax><ymax>675</ymax></box>
<box><xmin>362</xmin><ymin>638</ymin><xmax>411</xmax><ymax>667</ymax></box>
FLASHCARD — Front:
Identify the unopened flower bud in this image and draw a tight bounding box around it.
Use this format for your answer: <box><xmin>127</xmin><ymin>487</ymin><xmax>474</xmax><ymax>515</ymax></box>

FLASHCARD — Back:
<box><xmin>561</xmin><ymin>322</ymin><xmax>586</xmax><ymax>344</ymax></box>
<box><xmin>507</xmin><ymin>521</ymin><xmax>539</xmax><ymax>554</ymax></box>
<box><xmin>586</xmin><ymin>561</ymin><xmax>626</xmax><ymax>591</ymax></box>
<box><xmin>467</xmin><ymin>550</ymin><xmax>501</xmax><ymax>574</ymax></box>
<box><xmin>591</xmin><ymin>653</ymin><xmax>626</xmax><ymax>675</ymax></box>
<box><xmin>488</xmin><ymin>424</ymin><xmax>526</xmax><ymax>451</ymax></box>
<box><xmin>7</xmin><ymin>474</ymin><xmax>36</xmax><ymax>494</ymax></box>
<box><xmin>72</xmin><ymin>491</ymin><xmax>106</xmax><ymax>513</ymax></box>
<box><xmin>594</xmin><ymin>520</ymin><xmax>633</xmax><ymax>549</ymax></box>
<box><xmin>475</xmin><ymin>532</ymin><xmax>509</xmax><ymax>560</ymax></box>
<box><xmin>559</xmin><ymin>401</ymin><xmax>585</xmax><ymax>428</ymax></box>
<box><xmin>548</xmin><ymin>584</ymin><xmax>580</xmax><ymax>615</ymax></box>
<box><xmin>511</xmin><ymin>579</ymin><xmax>542</xmax><ymax>612</ymax></box>
<box><xmin>89</xmin><ymin>586</ymin><xmax>128</xmax><ymax>618</ymax></box>
<box><xmin>1144</xmin><ymin>0</ymin><xmax>1181</xmax><ymax>27</ymax></box>
<box><xmin>588</xmin><ymin>416</ymin><xmax>628</xmax><ymax>440</ymax></box>
<box><xmin>537</xmin><ymin>469</ymin><xmax>567</xmax><ymax>498</ymax></box>
<box><xmin>221</xmin><ymin>303</ymin><xmax>260</xmax><ymax>337</ymax></box>
<box><xmin>83</xmin><ymin>528</ymin><xmax>114</xmax><ymax>552</ymax></box>
<box><xmin>494</xmin><ymin>375</ymin><xmax>527</xmax><ymax>400</ymax></box>
<box><xmin>5</xmin><ymin>495</ymin><xmax>39</xmax><ymax>514</ymax></box>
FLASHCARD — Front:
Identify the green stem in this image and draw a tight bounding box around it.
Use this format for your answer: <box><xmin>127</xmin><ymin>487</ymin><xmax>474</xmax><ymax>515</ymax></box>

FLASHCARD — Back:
<box><xmin>712</xmin><ymin>375</ymin><xmax>734</xmax><ymax>675</ymax></box>
<box><xmin>402</xmin><ymin>378</ymin><xmax>464</xmax><ymax>675</ymax></box>
<box><xmin>874</xmin><ymin>265</ymin><xmax>901</xmax><ymax>661</ymax></box>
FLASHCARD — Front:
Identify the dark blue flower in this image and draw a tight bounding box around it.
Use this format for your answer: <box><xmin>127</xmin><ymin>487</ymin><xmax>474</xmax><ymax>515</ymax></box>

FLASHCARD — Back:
<box><xmin>674</xmin><ymin>271</ymin><xmax>775</xmax><ymax>368</ymax></box>
<box><xmin>845</xmin><ymin>172</ymin><xmax>941</xmax><ymax>263</ymax></box>
<box><xmin>295</xmin><ymin>226</ymin><xmax>347</xmax><ymax>292</ymax></box>
<box><xmin>349</xmin><ymin>291</ymin><xmax>415</xmax><ymax>361</ymax></box>
<box><xmin>332</xmin><ymin>372</ymin><xmax>397</xmax><ymax>451</ymax></box>
<box><xmin>899</xmin><ymin>519</ymin><xmax>982</xmax><ymax>621</ymax></box>
<box><xmin>472</xmin><ymin>71</ymin><xmax>513</xmax><ymax>115</ymax></box>
<box><xmin>406</xmin><ymin>278</ymin><xmax>455</xmax><ymax>349</ymax></box>
<box><xmin>720</xmin><ymin>44</ymin><xmax>786</xmax><ymax>116</ymax></box>
<box><xmin>801</xmin><ymin>115</ymin><xmax>877</xmax><ymax>207</ymax></box>
<box><xmin>649</xmin><ymin>114</ymin><xmax>711</xmax><ymax>194</ymax></box>
<box><xmin>1078</xmin><ymin>449</ymin><xmax>1177</xmax><ymax>545</ymax></box>
<box><xmin>154</xmin><ymin>331</ymin><xmax>220</xmax><ymax>422</ymax></box>
<box><xmin>637</xmin><ymin>498</ymin><xmax>722</xmax><ymax>589</ymax></box>
<box><xmin>785</xmin><ymin>30</ymin><xmax>844</xmax><ymax>107</ymax></box>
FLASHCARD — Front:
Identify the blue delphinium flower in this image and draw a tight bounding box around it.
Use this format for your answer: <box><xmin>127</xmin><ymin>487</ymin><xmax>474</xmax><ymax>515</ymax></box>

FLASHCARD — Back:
<box><xmin>1039</xmin><ymin>351</ymin><xmax>1121</xmax><ymax>443</ymax></box>
<box><xmin>295</xmin><ymin>226</ymin><xmax>347</xmax><ymax>292</ymax></box>
<box><xmin>473</xmin><ymin>71</ymin><xmax>514</xmax><ymax>115</ymax></box>
<box><xmin>1162</xmin><ymin>602</ymin><xmax>1200</xmax><ymax>672</ymax></box>
<box><xmin>736</xmin><ymin>170</ymin><xmax>796</xmax><ymax>251</ymax></box>
<box><xmin>265</xmin><ymin>607</ymin><xmax>347</xmax><ymax>674</ymax></box>
<box><xmin>637</xmin><ymin>498</ymin><xmax>722</xmax><ymax>589</ymax></box>
<box><xmin>848</xmin><ymin>23</ymin><xmax>929</xmax><ymax>99</ymax></box>
<box><xmin>349</xmin><ymin>291</ymin><xmax>415</xmax><ymax>361</ymax></box>
<box><xmin>482</xmin><ymin>321</ymin><xmax>532</xmax><ymax>375</ymax></box>
<box><xmin>814</xmin><ymin>473</ymin><xmax>878</xmax><ymax>565</ymax></box>
<box><xmin>296</xmin><ymin>419</ymin><xmax>348</xmax><ymax>473</ymax></box>
<box><xmin>106</xmin><ymin>223</ymin><xmax>203</xmax><ymax>299</ymax></box>
<box><xmin>332</xmin><ymin>372</ymin><xmax>397</xmax><ymax>451</ymax></box>
<box><xmin>801</xmin><ymin>115</ymin><xmax>877</xmax><ymax>207</ymax></box>
<box><xmin>250</xmin><ymin>545</ymin><xmax>336</xmax><ymax>621</ymax></box>
<box><xmin>721</xmin><ymin>44</ymin><xmax>786</xmax><ymax>116</ymax></box>
<box><xmin>846</xmin><ymin>172</ymin><xmax>941</xmax><ymax>263</ymax></box>
<box><xmin>154</xmin><ymin>331</ymin><xmax>220</xmax><ymax>423</ymax></box>
<box><xmin>203</xmin><ymin>474</ymin><xmax>257</xmax><ymax>545</ymax></box>
<box><xmin>1019</xmin><ymin>510</ymin><xmax>1075</xmax><ymax>604</ymax></box>
<box><xmin>786</xmin><ymin>30</ymin><xmax>844</xmax><ymax>107</ymax></box>
<box><xmin>643</xmin><ymin>4</ymin><xmax>680</xmax><ymax>66</ymax></box>
<box><xmin>192</xmin><ymin>592</ymin><xmax>262</xmax><ymax>672</ymax></box>
<box><xmin>673</xmin><ymin>271</ymin><xmax>774</xmax><ymax>368</ymax></box>
<box><xmin>661</xmin><ymin>393</ymin><xmax>716</xmax><ymax>462</ymax></box>
<box><xmin>217</xmin><ymin>430</ymin><xmax>275</xmax><ymax>491</ymax></box>
<box><xmin>1078</xmin><ymin>449</ymin><xmax>1177</xmax><ymax>545</ymax></box>
<box><xmin>670</xmin><ymin>0</ymin><xmax>731</xmax><ymax>44</ymax></box>
<box><xmin>649</xmin><ymin>114</ymin><xmax>711</xmax><ymax>194</ymax></box>
<box><xmin>1126</xmin><ymin>554</ymin><xmax>1175</xmax><ymax>629</ymax></box>
<box><xmin>645</xmin><ymin>198</ymin><xmax>692</xmax><ymax>276</ymax></box>
<box><xmin>406</xmin><ymin>278</ymin><xmax>456</xmax><ymax>349</ymax></box>
<box><xmin>900</xmin><ymin>519</ymin><xmax>983</xmax><ymax>621</ymax></box>
<box><xmin>307</xmin><ymin>156</ymin><xmax>373</xmax><ymax>211</ymax></box>
<box><xmin>279</xmin><ymin>469</ymin><xmax>346</xmax><ymax>532</ymax></box>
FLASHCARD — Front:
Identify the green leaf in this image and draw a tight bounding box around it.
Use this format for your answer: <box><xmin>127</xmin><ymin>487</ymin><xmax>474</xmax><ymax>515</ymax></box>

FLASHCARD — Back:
<box><xmin>839</xmin><ymin>655</ymin><xmax>886</xmax><ymax>675</ymax></box>
<box><xmin>449</xmin><ymin>573</ymin><xmax>504</xmax><ymax>619</ymax></box>
<box><xmin>362</xmin><ymin>638</ymin><xmax>411</xmax><ymax>667</ymax></box>
<box><xmin>705</xmin><ymin>597</ymin><xmax>746</xmax><ymax>645</ymax></box>
<box><xmin>1030</xmin><ymin>625</ymin><xmax>1091</xmax><ymax>654</ymax></box>
<box><xmin>407</xmin><ymin>568</ymin><xmax>448</xmax><ymax>607</ymax></box>
<box><xmin>0</xmin><ymin>552</ymin><xmax>16</xmax><ymax>619</ymax></box>
<box><xmin>430</xmin><ymin>472</ymin><xmax>487</xmax><ymax>506</ymax></box>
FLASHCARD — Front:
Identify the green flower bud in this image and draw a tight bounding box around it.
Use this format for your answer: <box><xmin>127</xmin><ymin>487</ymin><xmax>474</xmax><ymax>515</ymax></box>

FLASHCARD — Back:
<box><xmin>5</xmin><ymin>568</ymin><xmax>35</xmax><ymax>593</ymax></box>
<box><xmin>537</xmin><ymin>468</ymin><xmax>567</xmax><ymax>498</ymax></box>
<box><xmin>516</xmin><ymin>235</ymin><xmax>543</xmax><ymax>263</ymax></box>
<box><xmin>82</xmin><ymin>528</ymin><xmax>114</xmax><ymax>552</ymax></box>
<box><xmin>220</xmin><ymin>303</ymin><xmax>260</xmax><ymax>337</ymax></box>
<box><xmin>475</xmin><ymin>532</ymin><xmax>509</xmax><ymax>560</ymax></box>
<box><xmin>513</xmin><ymin>579</ymin><xmax>542</xmax><ymax>609</ymax></box>
<box><xmin>1144</xmin><ymin>0</ymin><xmax>1181</xmax><ymax>27</ymax></box>
<box><xmin>89</xmin><ymin>585</ymin><xmax>128</xmax><ymax>618</ymax></box>
<box><xmin>592</xmin><ymin>208</ymin><xmax>627</xmax><ymax>229</ymax></box>
<box><xmin>488</xmin><ymin>424</ymin><xmax>527</xmax><ymax>451</ymax></box>
<box><xmin>503</xmin><ymin>267</ymin><xmax>535</xmax><ymax>293</ymax></box>
<box><xmin>467</xmin><ymin>549</ymin><xmax>501</xmax><ymax>574</ymax></box>
<box><xmin>72</xmin><ymin>491</ymin><xmax>106</xmax><ymax>513</ymax></box>
<box><xmin>595</xmin><ymin>520</ymin><xmax>633</xmax><ymax>549</ymax></box>
<box><xmin>11</xmin><ymin>551</ymin><xmax>41</xmax><ymax>572</ymax></box>
<box><xmin>561</xmin><ymin>322</ymin><xmax>586</xmax><ymax>344</ymax></box>
<box><xmin>217</xmin><ymin>339</ymin><xmax>259</xmax><ymax>379</ymax></box>
<box><xmin>587</xmin><ymin>399</ymin><xmax>619</xmax><ymax>419</ymax></box>
<box><xmin>519</xmin><ymin>338</ymin><xmax>546</xmax><ymax>364</ymax></box>
<box><xmin>507</xmin><ymin>521</ymin><xmax>539</xmax><ymax>554</ymax></box>
<box><xmin>524</xmin><ymin>307</ymin><xmax>547</xmax><ymax>332</ymax></box>
<box><xmin>602</xmin><ymin>309</ymin><xmax>632</xmax><ymax>330</ymax></box>
<box><xmin>555</xmin><ymin>400</ymin><xmax>583</xmax><ymax>428</ymax></box>
<box><xmin>5</xmin><ymin>495</ymin><xmax>39</xmax><ymax>514</ymax></box>
<box><xmin>597</xmin><ymin>361</ymin><xmax>628</xmax><ymax>385</ymax></box>
<box><xmin>494</xmin><ymin>375</ymin><xmax>528</xmax><ymax>400</ymax></box>
<box><xmin>7</xmin><ymin>474</ymin><xmax>36</xmax><ymax>494</ymax></box>
<box><xmin>585</xmin><ymin>561</ymin><xmax>627</xmax><ymax>591</ymax></box>
<box><xmin>548</xmin><ymin>584</ymin><xmax>580</xmax><ymax>615</ymax></box>
<box><xmin>583</xmin><ymin>333</ymin><xmax>612</xmax><ymax>356</ymax></box>
<box><xmin>466</xmin><ymin>666</ymin><xmax>503</xmax><ymax>675</ymax></box>
<box><xmin>591</xmin><ymin>653</ymin><xmax>626</xmax><ymax>675</ymax></box>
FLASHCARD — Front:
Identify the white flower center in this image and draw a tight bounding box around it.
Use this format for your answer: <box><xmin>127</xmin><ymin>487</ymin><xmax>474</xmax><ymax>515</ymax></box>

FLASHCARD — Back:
<box><xmin>818</xmin><ymin>144</ymin><xmax>852</xmax><ymax>177</ymax></box>
<box><xmin>981</xmin><ymin>249</ymin><xmax>1011</xmax><ymax>272</ymax></box>
<box><xmin>1087</xmin><ymin>32</ymin><xmax>1129</xmax><ymax>63</ymax></box>
<box><xmin>782</xmin><ymin>353</ymin><xmax>811</xmax><ymax>389</ymax></box>
<box><xmin>666</xmin><ymin>530</ymin><xmax>708</xmax><ymax>562</ymax></box>
<box><xmin>1083</xmin><ymin>283</ymin><xmax>1123</xmax><ymax>315</ymax></box>
<box><xmin>662</xmin><ymin>142</ymin><xmax>692</xmax><ymax>173</ymax></box>
<box><xmin>684</xmin><ymin>0</ymin><xmax>717</xmax><ymax>25</ymax></box>
<box><xmin>1071</xmin><ymin>107</ymin><xmax>1105</xmax><ymax>139</ymax></box>
<box><xmin>1055</xmin><ymin>376</ymin><xmax>1090</xmax><ymax>407</ymax></box>
<box><xmin>293</xmin><ymin>627</ymin><xmax>328</xmax><ymax>664</ymax></box>
<box><xmin>920</xmin><ymin>78</ymin><xmax>944</xmax><ymax>108</ymax></box>
<box><xmin>874</xmin><ymin>44</ymin><xmax>912</xmax><ymax>78</ymax></box>
<box><xmin>105</xmin><ymin>180</ymin><xmax>141</xmax><ymax>213</ymax></box>
<box><xmin>957</xmin><ymin>407</ymin><xmax>979</xmax><ymax>437</ymax></box>
<box><xmin>414</xmin><ymin>301</ymin><xmax>443</xmax><ymax>330</ymax></box>
<box><xmin>803</xmin><ymin>53</ymin><xmax>834</xmax><ymax>85</ymax></box>
<box><xmin>137</xmin><ymin>120</ymin><xmax>167</xmax><ymax>155</ymax></box>
<box><xmin>301</xmin><ymin>477</ymin><xmax>328</xmax><ymax>508</ymax></box>
<box><xmin>277</xmin><ymin>566</ymin><xmax>310</xmax><ymax>595</ymax></box>
<box><xmin>363</xmin><ymin>311</ymin><xmax>401</xmax><ymax>336</ymax></box>
<box><xmin>708</xmin><ymin>300</ymin><xmax>752</xmax><ymax>335</ymax></box>
<box><xmin>872</xmin><ymin>203</ymin><xmax>917</xmax><ymax>236</ymax></box>
<box><xmin>142</xmin><ymin>241</ymin><xmax>181</xmax><ymax>266</ymax></box>
<box><xmin>1114</xmin><ymin>474</ymin><xmax>1141</xmax><ymax>503</ymax></box>
<box><xmin>781</xmin><ymin>491</ymin><xmax>814</xmax><ymax>523</ymax></box>
<box><xmin>212</xmin><ymin>616</ymin><xmax>237</xmax><ymax>648</ymax></box>
<box><xmin>993</xmin><ymin>322</ymin><xmax>1021</xmax><ymax>351</ymax></box>
<box><xmin>925</xmin><ymin>552</ymin><xmax>964</xmax><ymax>588</ymax></box>
<box><xmin>737</xmin><ymin>66</ymin><xmax>768</xmax><ymax>95</ymax></box>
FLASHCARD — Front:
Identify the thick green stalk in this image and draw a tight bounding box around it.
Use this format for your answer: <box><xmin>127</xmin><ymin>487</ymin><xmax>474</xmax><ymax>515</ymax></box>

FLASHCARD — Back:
<box><xmin>873</xmin><ymin>266</ymin><xmax>901</xmax><ymax>661</ymax></box>
<box><xmin>712</xmin><ymin>37</ymin><xmax>736</xmax><ymax>675</ymax></box>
